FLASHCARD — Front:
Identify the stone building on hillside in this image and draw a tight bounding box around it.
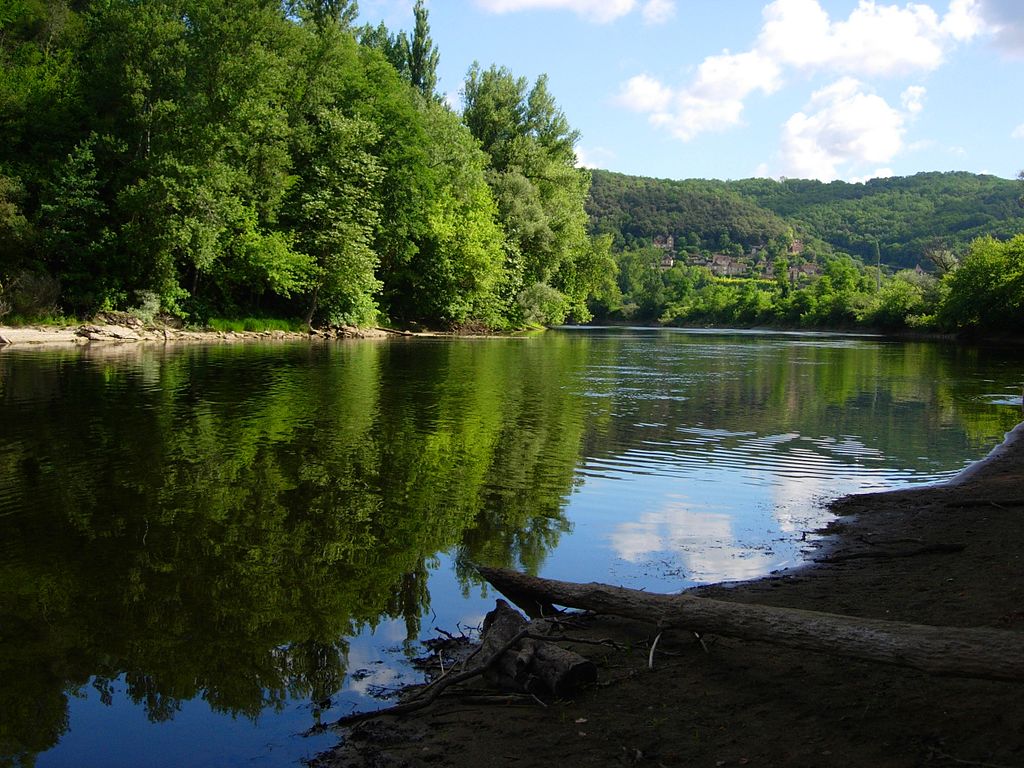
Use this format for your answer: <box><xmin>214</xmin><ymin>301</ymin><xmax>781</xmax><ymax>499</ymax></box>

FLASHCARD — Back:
<box><xmin>708</xmin><ymin>253</ymin><xmax>746</xmax><ymax>277</ymax></box>
<box><xmin>787</xmin><ymin>262</ymin><xmax>821</xmax><ymax>282</ymax></box>
<box><xmin>653</xmin><ymin>235</ymin><xmax>676</xmax><ymax>269</ymax></box>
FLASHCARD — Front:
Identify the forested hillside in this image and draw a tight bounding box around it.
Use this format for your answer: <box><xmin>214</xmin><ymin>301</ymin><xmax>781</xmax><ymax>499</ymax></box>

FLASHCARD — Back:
<box><xmin>0</xmin><ymin>0</ymin><xmax>614</xmax><ymax>329</ymax></box>
<box><xmin>587</xmin><ymin>171</ymin><xmax>792</xmax><ymax>254</ymax></box>
<box><xmin>585</xmin><ymin>169</ymin><xmax>1023</xmax><ymax>333</ymax></box>
<box><xmin>589</xmin><ymin>169</ymin><xmax>1024</xmax><ymax>270</ymax></box>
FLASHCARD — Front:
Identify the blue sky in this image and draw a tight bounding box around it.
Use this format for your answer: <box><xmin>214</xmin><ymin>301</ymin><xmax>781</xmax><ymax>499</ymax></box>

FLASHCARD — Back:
<box><xmin>357</xmin><ymin>0</ymin><xmax>1024</xmax><ymax>183</ymax></box>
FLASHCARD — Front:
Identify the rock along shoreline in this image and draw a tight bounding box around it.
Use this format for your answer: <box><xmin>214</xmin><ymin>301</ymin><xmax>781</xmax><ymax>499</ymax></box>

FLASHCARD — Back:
<box><xmin>0</xmin><ymin>323</ymin><xmax>397</xmax><ymax>347</ymax></box>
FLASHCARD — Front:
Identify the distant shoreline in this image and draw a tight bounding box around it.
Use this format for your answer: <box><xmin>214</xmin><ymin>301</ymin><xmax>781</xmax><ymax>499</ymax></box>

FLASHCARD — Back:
<box><xmin>3</xmin><ymin>321</ymin><xmax>1021</xmax><ymax>349</ymax></box>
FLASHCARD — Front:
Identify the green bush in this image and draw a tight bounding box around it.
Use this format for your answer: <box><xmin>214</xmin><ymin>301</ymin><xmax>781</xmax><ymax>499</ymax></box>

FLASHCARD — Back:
<box><xmin>207</xmin><ymin>317</ymin><xmax>307</xmax><ymax>333</ymax></box>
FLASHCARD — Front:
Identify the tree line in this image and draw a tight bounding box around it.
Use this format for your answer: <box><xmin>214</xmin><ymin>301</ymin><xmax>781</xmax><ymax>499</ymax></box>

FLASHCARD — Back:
<box><xmin>0</xmin><ymin>0</ymin><xmax>614</xmax><ymax>329</ymax></box>
<box><xmin>587</xmin><ymin>170</ymin><xmax>1024</xmax><ymax>334</ymax></box>
<box><xmin>2</xmin><ymin>1</ymin><xmax>1019</xmax><ymax>335</ymax></box>
<box><xmin>594</xmin><ymin>235</ymin><xmax>1024</xmax><ymax>333</ymax></box>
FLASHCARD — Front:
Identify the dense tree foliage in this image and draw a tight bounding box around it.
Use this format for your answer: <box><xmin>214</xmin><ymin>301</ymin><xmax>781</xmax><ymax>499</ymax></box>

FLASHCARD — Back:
<box><xmin>939</xmin><ymin>235</ymin><xmax>1024</xmax><ymax>332</ymax></box>
<box><xmin>1</xmin><ymin>2</ymin><xmax>1017</xmax><ymax>334</ymax></box>
<box><xmin>589</xmin><ymin>169</ymin><xmax>1024</xmax><ymax>273</ymax></box>
<box><xmin>588</xmin><ymin>169</ymin><xmax>1024</xmax><ymax>334</ymax></box>
<box><xmin>588</xmin><ymin>170</ymin><xmax>792</xmax><ymax>254</ymax></box>
<box><xmin>0</xmin><ymin>0</ymin><xmax>611</xmax><ymax>328</ymax></box>
<box><xmin>462</xmin><ymin>65</ymin><xmax>605</xmax><ymax>323</ymax></box>
<box><xmin>734</xmin><ymin>173</ymin><xmax>1024</xmax><ymax>270</ymax></box>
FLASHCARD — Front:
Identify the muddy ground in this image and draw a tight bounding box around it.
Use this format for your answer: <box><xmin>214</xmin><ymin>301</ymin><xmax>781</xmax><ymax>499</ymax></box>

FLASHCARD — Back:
<box><xmin>315</xmin><ymin>421</ymin><xmax>1024</xmax><ymax>768</ymax></box>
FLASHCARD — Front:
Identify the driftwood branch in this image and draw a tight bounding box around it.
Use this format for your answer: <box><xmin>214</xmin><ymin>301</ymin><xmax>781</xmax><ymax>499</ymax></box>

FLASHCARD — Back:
<box><xmin>311</xmin><ymin>600</ymin><xmax>597</xmax><ymax>732</ymax></box>
<box><xmin>478</xmin><ymin>566</ymin><xmax>1024</xmax><ymax>683</ymax></box>
<box><xmin>308</xmin><ymin>625</ymin><xmax>531</xmax><ymax>732</ymax></box>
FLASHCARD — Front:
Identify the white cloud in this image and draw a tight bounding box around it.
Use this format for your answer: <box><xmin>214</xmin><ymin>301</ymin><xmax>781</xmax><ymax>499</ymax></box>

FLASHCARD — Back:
<box><xmin>1012</xmin><ymin>123</ymin><xmax>1024</xmax><ymax>140</ymax></box>
<box><xmin>474</xmin><ymin>0</ymin><xmax>679</xmax><ymax>24</ymax></box>
<box><xmin>690</xmin><ymin>49</ymin><xmax>783</xmax><ymax>101</ymax></box>
<box><xmin>616</xmin><ymin>74</ymin><xmax>674</xmax><ymax>112</ymax></box>
<box><xmin>641</xmin><ymin>0</ymin><xmax>676</xmax><ymax>25</ymax></box>
<box><xmin>575</xmin><ymin>145</ymin><xmax>618</xmax><ymax>168</ymax></box>
<box><xmin>617</xmin><ymin>51</ymin><xmax>781</xmax><ymax>140</ymax></box>
<box><xmin>973</xmin><ymin>0</ymin><xmax>1024</xmax><ymax>54</ymax></box>
<box><xmin>757</xmin><ymin>0</ymin><xmax>832</xmax><ymax>68</ymax></box>
<box><xmin>779</xmin><ymin>78</ymin><xmax>906</xmax><ymax>180</ymax></box>
<box><xmin>901</xmin><ymin>85</ymin><xmax>927</xmax><ymax>114</ymax></box>
<box><xmin>650</xmin><ymin>94</ymin><xmax>748</xmax><ymax>141</ymax></box>
<box><xmin>942</xmin><ymin>0</ymin><xmax>988</xmax><ymax>41</ymax></box>
<box><xmin>616</xmin><ymin>0</ymin><xmax>989</xmax><ymax>151</ymax></box>
<box><xmin>758</xmin><ymin>0</ymin><xmax>964</xmax><ymax>76</ymax></box>
<box><xmin>474</xmin><ymin>0</ymin><xmax>637</xmax><ymax>23</ymax></box>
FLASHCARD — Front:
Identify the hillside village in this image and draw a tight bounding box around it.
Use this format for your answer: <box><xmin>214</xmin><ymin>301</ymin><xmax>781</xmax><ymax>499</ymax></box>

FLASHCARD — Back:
<box><xmin>650</xmin><ymin>234</ymin><xmax>825</xmax><ymax>282</ymax></box>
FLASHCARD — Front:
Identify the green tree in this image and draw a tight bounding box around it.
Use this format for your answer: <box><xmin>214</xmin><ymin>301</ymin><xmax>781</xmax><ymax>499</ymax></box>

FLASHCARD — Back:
<box><xmin>38</xmin><ymin>137</ymin><xmax>114</xmax><ymax>313</ymax></box>
<box><xmin>298</xmin><ymin>0</ymin><xmax>360</xmax><ymax>28</ymax></box>
<box><xmin>462</xmin><ymin>64</ymin><xmax>607</xmax><ymax>323</ymax></box>
<box><xmin>772</xmin><ymin>256</ymin><xmax>790</xmax><ymax>297</ymax></box>
<box><xmin>79</xmin><ymin>0</ymin><xmax>311</xmax><ymax>316</ymax></box>
<box><xmin>405</xmin><ymin>100</ymin><xmax>509</xmax><ymax>326</ymax></box>
<box><xmin>286</xmin><ymin>110</ymin><xmax>381</xmax><ymax>327</ymax></box>
<box><xmin>0</xmin><ymin>172</ymin><xmax>32</xmax><ymax>271</ymax></box>
<box><xmin>408</xmin><ymin>0</ymin><xmax>439</xmax><ymax>98</ymax></box>
<box><xmin>939</xmin><ymin>235</ymin><xmax>1024</xmax><ymax>331</ymax></box>
<box><xmin>359</xmin><ymin>21</ymin><xmax>410</xmax><ymax>81</ymax></box>
<box><xmin>860</xmin><ymin>270</ymin><xmax>935</xmax><ymax>329</ymax></box>
<box><xmin>358</xmin><ymin>0</ymin><xmax>437</xmax><ymax>99</ymax></box>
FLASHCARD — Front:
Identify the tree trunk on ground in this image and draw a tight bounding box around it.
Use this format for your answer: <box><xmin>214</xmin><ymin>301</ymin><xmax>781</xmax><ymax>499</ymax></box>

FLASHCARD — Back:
<box><xmin>477</xmin><ymin>566</ymin><xmax>1024</xmax><ymax>683</ymax></box>
<box><xmin>481</xmin><ymin>599</ymin><xmax>596</xmax><ymax>697</ymax></box>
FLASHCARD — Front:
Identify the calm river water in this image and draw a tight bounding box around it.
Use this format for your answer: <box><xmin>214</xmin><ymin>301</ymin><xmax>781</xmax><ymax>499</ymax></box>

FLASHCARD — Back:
<box><xmin>1</xmin><ymin>328</ymin><xmax>1021</xmax><ymax>767</ymax></box>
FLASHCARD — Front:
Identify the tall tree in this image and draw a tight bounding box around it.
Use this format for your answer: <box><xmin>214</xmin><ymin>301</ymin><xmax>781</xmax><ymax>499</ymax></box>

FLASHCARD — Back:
<box><xmin>408</xmin><ymin>0</ymin><xmax>439</xmax><ymax>99</ymax></box>
<box><xmin>299</xmin><ymin>0</ymin><xmax>360</xmax><ymax>29</ymax></box>
<box><xmin>359</xmin><ymin>1</ymin><xmax>437</xmax><ymax>99</ymax></box>
<box><xmin>462</xmin><ymin>63</ymin><xmax>607</xmax><ymax>322</ymax></box>
<box><xmin>359</xmin><ymin>21</ymin><xmax>410</xmax><ymax>81</ymax></box>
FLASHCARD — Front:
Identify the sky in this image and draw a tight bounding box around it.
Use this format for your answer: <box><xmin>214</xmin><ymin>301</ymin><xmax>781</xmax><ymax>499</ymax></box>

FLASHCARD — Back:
<box><xmin>356</xmin><ymin>0</ymin><xmax>1024</xmax><ymax>183</ymax></box>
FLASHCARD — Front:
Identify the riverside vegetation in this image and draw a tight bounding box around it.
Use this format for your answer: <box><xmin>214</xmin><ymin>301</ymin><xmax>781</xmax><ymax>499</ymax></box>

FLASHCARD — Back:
<box><xmin>0</xmin><ymin>0</ymin><xmax>614</xmax><ymax>331</ymax></box>
<box><xmin>587</xmin><ymin>170</ymin><xmax>1024</xmax><ymax>333</ymax></box>
<box><xmin>2</xmin><ymin>1</ymin><xmax>1023</xmax><ymax>336</ymax></box>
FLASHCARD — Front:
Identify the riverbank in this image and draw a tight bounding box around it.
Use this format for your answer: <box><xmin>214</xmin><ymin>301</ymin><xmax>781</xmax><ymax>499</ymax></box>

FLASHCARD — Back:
<box><xmin>315</xmin><ymin>420</ymin><xmax>1024</xmax><ymax>768</ymax></box>
<box><xmin>0</xmin><ymin>322</ymin><xmax>393</xmax><ymax>347</ymax></box>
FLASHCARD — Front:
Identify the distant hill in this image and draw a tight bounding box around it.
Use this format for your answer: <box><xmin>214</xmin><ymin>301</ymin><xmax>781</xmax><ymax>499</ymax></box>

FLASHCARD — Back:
<box><xmin>587</xmin><ymin>169</ymin><xmax>1024</xmax><ymax>270</ymax></box>
<box><xmin>587</xmin><ymin>170</ymin><xmax>792</xmax><ymax>254</ymax></box>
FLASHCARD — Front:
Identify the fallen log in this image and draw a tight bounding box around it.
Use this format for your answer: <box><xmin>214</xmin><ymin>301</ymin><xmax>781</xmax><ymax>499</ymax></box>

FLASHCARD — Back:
<box><xmin>481</xmin><ymin>599</ymin><xmax>596</xmax><ymax>697</ymax></box>
<box><xmin>307</xmin><ymin>600</ymin><xmax>596</xmax><ymax>731</ymax></box>
<box><xmin>477</xmin><ymin>566</ymin><xmax>1024</xmax><ymax>683</ymax></box>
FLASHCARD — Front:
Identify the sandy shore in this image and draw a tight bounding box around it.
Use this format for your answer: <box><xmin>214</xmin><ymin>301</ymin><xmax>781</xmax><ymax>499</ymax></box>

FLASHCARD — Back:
<box><xmin>0</xmin><ymin>323</ymin><xmax>391</xmax><ymax>347</ymax></box>
<box><xmin>315</xmin><ymin>421</ymin><xmax>1024</xmax><ymax>768</ymax></box>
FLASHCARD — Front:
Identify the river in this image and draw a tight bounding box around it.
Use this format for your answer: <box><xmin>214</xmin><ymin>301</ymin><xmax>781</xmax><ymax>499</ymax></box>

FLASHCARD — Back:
<box><xmin>1</xmin><ymin>328</ymin><xmax>1021</xmax><ymax>767</ymax></box>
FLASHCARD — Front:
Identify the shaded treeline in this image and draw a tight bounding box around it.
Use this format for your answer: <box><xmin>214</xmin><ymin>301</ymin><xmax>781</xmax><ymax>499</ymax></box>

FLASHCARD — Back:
<box><xmin>0</xmin><ymin>0</ymin><xmax>614</xmax><ymax>328</ymax></box>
